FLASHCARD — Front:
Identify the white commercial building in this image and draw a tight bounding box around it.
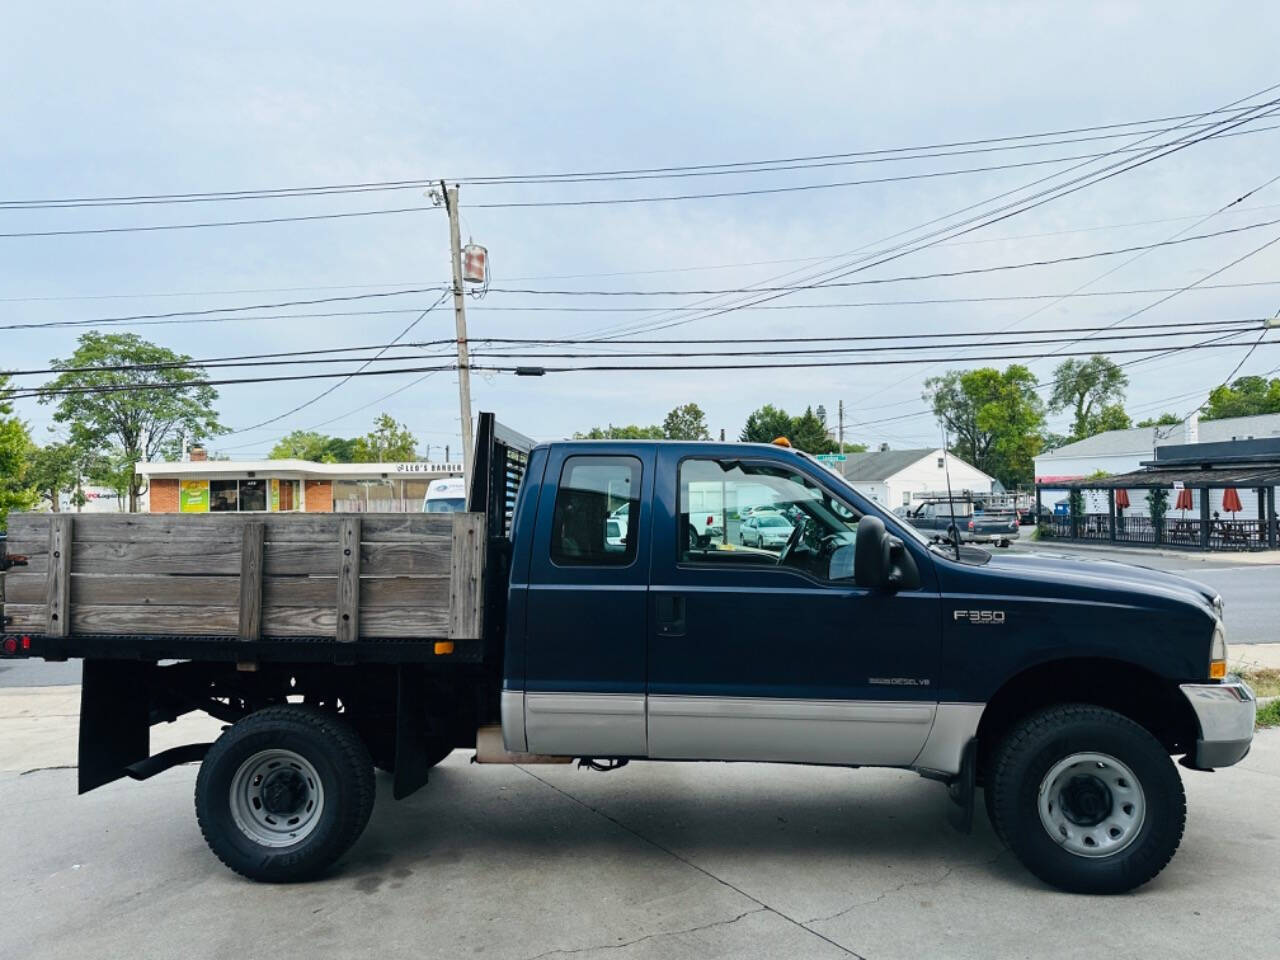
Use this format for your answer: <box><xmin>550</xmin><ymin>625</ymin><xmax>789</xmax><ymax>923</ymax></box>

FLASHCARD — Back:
<box><xmin>836</xmin><ymin>447</ymin><xmax>995</xmax><ymax>507</ymax></box>
<box><xmin>1034</xmin><ymin>412</ymin><xmax>1280</xmax><ymax>517</ymax></box>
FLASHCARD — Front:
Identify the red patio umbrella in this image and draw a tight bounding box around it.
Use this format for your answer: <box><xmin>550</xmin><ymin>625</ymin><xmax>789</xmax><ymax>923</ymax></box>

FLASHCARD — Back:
<box><xmin>1115</xmin><ymin>489</ymin><xmax>1130</xmax><ymax>509</ymax></box>
<box><xmin>1175</xmin><ymin>487</ymin><xmax>1194</xmax><ymax>515</ymax></box>
<box><xmin>1222</xmin><ymin>487</ymin><xmax>1243</xmax><ymax>515</ymax></box>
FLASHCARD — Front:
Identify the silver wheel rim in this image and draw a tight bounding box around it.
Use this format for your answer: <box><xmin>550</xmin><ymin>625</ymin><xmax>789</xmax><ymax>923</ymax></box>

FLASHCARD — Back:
<box><xmin>1037</xmin><ymin>752</ymin><xmax>1146</xmax><ymax>858</ymax></box>
<box><xmin>229</xmin><ymin>749</ymin><xmax>325</xmax><ymax>847</ymax></box>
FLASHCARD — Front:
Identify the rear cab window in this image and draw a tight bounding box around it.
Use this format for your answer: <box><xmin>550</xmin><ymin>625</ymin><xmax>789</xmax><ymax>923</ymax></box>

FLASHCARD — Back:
<box><xmin>549</xmin><ymin>455</ymin><xmax>642</xmax><ymax>566</ymax></box>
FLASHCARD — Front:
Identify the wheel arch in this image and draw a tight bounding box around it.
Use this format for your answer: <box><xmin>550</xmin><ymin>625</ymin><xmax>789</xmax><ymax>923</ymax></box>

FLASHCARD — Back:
<box><xmin>974</xmin><ymin>657</ymin><xmax>1199</xmax><ymax>778</ymax></box>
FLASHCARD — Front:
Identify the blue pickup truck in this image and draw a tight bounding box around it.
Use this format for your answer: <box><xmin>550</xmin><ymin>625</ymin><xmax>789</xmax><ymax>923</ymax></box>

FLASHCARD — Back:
<box><xmin>0</xmin><ymin>415</ymin><xmax>1255</xmax><ymax>894</ymax></box>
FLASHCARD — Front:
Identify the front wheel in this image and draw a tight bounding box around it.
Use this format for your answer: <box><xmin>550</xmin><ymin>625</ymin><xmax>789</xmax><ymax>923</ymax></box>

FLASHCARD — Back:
<box><xmin>195</xmin><ymin>706</ymin><xmax>375</xmax><ymax>882</ymax></box>
<box><xmin>988</xmin><ymin>705</ymin><xmax>1186</xmax><ymax>894</ymax></box>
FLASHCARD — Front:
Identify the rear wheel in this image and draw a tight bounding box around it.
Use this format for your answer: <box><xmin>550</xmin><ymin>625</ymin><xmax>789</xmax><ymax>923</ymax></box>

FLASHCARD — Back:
<box><xmin>195</xmin><ymin>706</ymin><xmax>375</xmax><ymax>882</ymax></box>
<box><xmin>988</xmin><ymin>705</ymin><xmax>1185</xmax><ymax>894</ymax></box>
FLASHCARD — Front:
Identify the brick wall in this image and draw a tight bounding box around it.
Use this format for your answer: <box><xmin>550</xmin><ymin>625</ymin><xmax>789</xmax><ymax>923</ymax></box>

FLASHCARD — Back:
<box><xmin>304</xmin><ymin>480</ymin><xmax>332</xmax><ymax>512</ymax></box>
<box><xmin>150</xmin><ymin>478</ymin><xmax>179</xmax><ymax>513</ymax></box>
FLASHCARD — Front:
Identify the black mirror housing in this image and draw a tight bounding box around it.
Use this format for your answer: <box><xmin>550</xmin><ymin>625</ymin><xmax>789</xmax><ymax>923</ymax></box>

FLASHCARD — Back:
<box><xmin>855</xmin><ymin>515</ymin><xmax>921</xmax><ymax>591</ymax></box>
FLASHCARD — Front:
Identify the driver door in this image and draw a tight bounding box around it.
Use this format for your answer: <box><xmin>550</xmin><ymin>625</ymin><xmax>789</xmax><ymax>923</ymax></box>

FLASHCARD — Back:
<box><xmin>646</xmin><ymin>450</ymin><xmax>941</xmax><ymax>766</ymax></box>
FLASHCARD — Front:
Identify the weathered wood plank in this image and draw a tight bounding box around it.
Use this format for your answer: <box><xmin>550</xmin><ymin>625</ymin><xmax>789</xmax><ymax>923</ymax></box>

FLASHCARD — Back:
<box><xmin>73</xmin><ymin>540</ymin><xmax>241</xmax><ymax>575</ymax></box>
<box><xmin>6</xmin><ymin>514</ymin><xmax>50</xmax><ymax>541</ymax></box>
<box><xmin>47</xmin><ymin>516</ymin><xmax>72</xmax><ymax>637</ymax></box>
<box><xmin>264</xmin><ymin>575</ymin><xmax>449</xmax><ymax>608</ymax></box>
<box><xmin>64</xmin><ymin>513</ymin><xmax>454</xmax><ymax>543</ymax></box>
<box><xmin>2</xmin><ymin>540</ymin><xmax>47</xmax><ymax>574</ymax></box>
<box><xmin>262</xmin><ymin>540</ymin><xmax>452</xmax><ymax>577</ymax></box>
<box><xmin>262</xmin><ymin>606</ymin><xmax>449</xmax><ymax>638</ymax></box>
<box><xmin>3</xmin><ymin>572</ymin><xmax>50</xmax><ymax>605</ymax></box>
<box><xmin>70</xmin><ymin>604</ymin><xmax>240</xmax><ymax>635</ymax></box>
<box><xmin>336</xmin><ymin>518</ymin><xmax>360</xmax><ymax>645</ymax></box>
<box><xmin>239</xmin><ymin>523</ymin><xmax>265</xmax><ymax>641</ymax></box>
<box><xmin>6</xmin><ymin>600</ymin><xmax>450</xmax><ymax>638</ymax></box>
<box><xmin>72</xmin><ymin>575</ymin><xmax>240</xmax><ymax>607</ymax></box>
<box><xmin>3</xmin><ymin>603</ymin><xmax>48</xmax><ymax>632</ymax></box>
<box><xmin>449</xmin><ymin>512</ymin><xmax>486</xmax><ymax>640</ymax></box>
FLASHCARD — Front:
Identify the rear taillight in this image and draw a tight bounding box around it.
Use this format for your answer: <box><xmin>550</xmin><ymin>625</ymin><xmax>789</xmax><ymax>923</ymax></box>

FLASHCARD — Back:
<box><xmin>967</xmin><ymin>519</ymin><xmax>974</xmax><ymax>530</ymax></box>
<box><xmin>1</xmin><ymin>637</ymin><xmax>16</xmax><ymax>656</ymax></box>
<box><xmin>706</xmin><ymin>516</ymin><xmax>713</xmax><ymax>526</ymax></box>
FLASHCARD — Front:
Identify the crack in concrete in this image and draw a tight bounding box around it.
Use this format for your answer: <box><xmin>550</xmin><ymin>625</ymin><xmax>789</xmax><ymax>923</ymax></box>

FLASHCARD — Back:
<box><xmin>520</xmin><ymin>906</ymin><xmax>768</xmax><ymax>960</ymax></box>
<box><xmin>18</xmin><ymin>764</ymin><xmax>77</xmax><ymax>776</ymax></box>
<box><xmin>516</xmin><ymin>766</ymin><xmax>868</xmax><ymax>960</ymax></box>
<box><xmin>804</xmin><ymin>849</ymin><xmax>1009</xmax><ymax>926</ymax></box>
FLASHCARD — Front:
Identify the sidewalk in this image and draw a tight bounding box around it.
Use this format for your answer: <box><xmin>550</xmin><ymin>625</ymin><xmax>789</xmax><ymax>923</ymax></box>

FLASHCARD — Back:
<box><xmin>1017</xmin><ymin>538</ymin><xmax>1280</xmax><ymax>565</ymax></box>
<box><xmin>0</xmin><ymin>685</ymin><xmax>222</xmax><ymax>773</ymax></box>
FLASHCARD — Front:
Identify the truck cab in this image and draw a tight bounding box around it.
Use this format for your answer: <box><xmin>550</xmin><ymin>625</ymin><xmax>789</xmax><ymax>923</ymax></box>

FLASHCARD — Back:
<box><xmin>500</xmin><ymin>438</ymin><xmax>1254</xmax><ymax>893</ymax></box>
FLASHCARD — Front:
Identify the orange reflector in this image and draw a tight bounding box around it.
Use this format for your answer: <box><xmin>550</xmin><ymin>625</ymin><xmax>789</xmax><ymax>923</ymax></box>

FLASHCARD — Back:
<box><xmin>1209</xmin><ymin>660</ymin><xmax>1227</xmax><ymax>679</ymax></box>
<box><xmin>771</xmin><ymin>436</ymin><xmax>792</xmax><ymax>448</ymax></box>
<box><xmin>434</xmin><ymin>641</ymin><xmax>455</xmax><ymax>656</ymax></box>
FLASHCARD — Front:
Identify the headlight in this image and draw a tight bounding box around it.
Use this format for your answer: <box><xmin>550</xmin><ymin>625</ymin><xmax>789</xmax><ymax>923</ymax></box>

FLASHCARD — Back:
<box><xmin>1210</xmin><ymin>622</ymin><xmax>1228</xmax><ymax>679</ymax></box>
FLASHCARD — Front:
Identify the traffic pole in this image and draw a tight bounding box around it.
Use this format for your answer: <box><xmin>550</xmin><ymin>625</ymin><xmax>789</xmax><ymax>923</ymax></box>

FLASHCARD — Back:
<box><xmin>442</xmin><ymin>181</ymin><xmax>474</xmax><ymax>475</ymax></box>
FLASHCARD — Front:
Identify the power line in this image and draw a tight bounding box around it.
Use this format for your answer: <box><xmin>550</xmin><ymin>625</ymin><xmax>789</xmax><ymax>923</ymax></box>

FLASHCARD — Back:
<box><xmin>221</xmin><ymin>290</ymin><xmax>452</xmax><ymax>436</ymax></box>
<box><xmin>3</xmin><ymin>106</ymin><xmax>1268</xmax><ymax>209</ymax></box>
<box><xmin>10</xmin><ymin>335</ymin><xmax>1276</xmax><ymax>402</ymax></box>
<box><xmin>4</xmin><ymin>112</ymin><xmax>1277</xmax><ymax>234</ymax></box>
<box><xmin>9</xmin><ymin>200</ymin><xmax>1280</xmax><ymax>304</ymax></box>
<box><xmin>0</xmin><ymin>205</ymin><xmax>441</xmax><ymax>239</ymax></box>
<box><xmin>563</xmin><ymin>88</ymin><xmax>1280</xmax><ymax>343</ymax></box>
<box><xmin>5</xmin><ymin>317</ymin><xmax>1266</xmax><ymax>378</ymax></box>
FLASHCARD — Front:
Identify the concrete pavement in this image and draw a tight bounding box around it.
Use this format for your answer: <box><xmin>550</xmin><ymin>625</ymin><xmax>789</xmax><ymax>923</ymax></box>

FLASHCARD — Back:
<box><xmin>2</xmin><ymin>685</ymin><xmax>1278</xmax><ymax>960</ymax></box>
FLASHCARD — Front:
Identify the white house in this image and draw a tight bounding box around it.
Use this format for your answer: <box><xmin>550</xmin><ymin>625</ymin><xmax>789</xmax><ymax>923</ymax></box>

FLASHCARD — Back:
<box><xmin>836</xmin><ymin>447</ymin><xmax>995</xmax><ymax>507</ymax></box>
<box><xmin>1034</xmin><ymin>412</ymin><xmax>1280</xmax><ymax>517</ymax></box>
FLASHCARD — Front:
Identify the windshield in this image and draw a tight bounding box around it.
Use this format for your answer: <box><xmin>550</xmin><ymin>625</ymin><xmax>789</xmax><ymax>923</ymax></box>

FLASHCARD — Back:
<box><xmin>425</xmin><ymin>497</ymin><xmax>467</xmax><ymax>513</ymax></box>
<box><xmin>758</xmin><ymin>516</ymin><xmax>789</xmax><ymax>527</ymax></box>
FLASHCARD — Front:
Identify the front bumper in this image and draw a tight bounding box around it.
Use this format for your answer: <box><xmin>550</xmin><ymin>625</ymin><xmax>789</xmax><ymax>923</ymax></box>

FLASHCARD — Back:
<box><xmin>1179</xmin><ymin>680</ymin><xmax>1255</xmax><ymax>769</ymax></box>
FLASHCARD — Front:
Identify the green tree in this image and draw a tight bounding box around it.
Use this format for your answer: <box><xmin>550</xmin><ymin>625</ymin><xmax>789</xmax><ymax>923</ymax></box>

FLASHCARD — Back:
<box><xmin>1137</xmin><ymin>412</ymin><xmax>1181</xmax><ymax>428</ymax></box>
<box><xmin>788</xmin><ymin>406</ymin><xmax>837</xmax><ymax>454</ymax></box>
<box><xmin>38</xmin><ymin>332</ymin><xmax>223</xmax><ymax>511</ymax></box>
<box><xmin>1048</xmin><ymin>355</ymin><xmax>1129</xmax><ymax>440</ymax></box>
<box><xmin>573</xmin><ymin>423</ymin><xmax>665</xmax><ymax>440</ymax></box>
<box><xmin>662</xmin><ymin>403</ymin><xmax>710</xmax><ymax>441</ymax></box>
<box><xmin>26</xmin><ymin>441</ymin><xmax>81</xmax><ymax>512</ymax></box>
<box><xmin>85</xmin><ymin>447</ymin><xmax>136</xmax><ymax>511</ymax></box>
<box><xmin>0</xmin><ymin>376</ymin><xmax>37</xmax><ymax>529</ymax></box>
<box><xmin>740</xmin><ymin>404</ymin><xmax>795</xmax><ymax>444</ymax></box>
<box><xmin>269</xmin><ymin>430</ymin><xmax>359</xmax><ymax>462</ymax></box>
<box><xmin>1091</xmin><ymin>403</ymin><xmax>1132</xmax><ymax>433</ymax></box>
<box><xmin>352</xmin><ymin>413</ymin><xmax>417</xmax><ymax>462</ymax></box>
<box><xmin>1201</xmin><ymin>375</ymin><xmax>1280</xmax><ymax>420</ymax></box>
<box><xmin>924</xmin><ymin>365</ymin><xmax>1046</xmax><ymax>490</ymax></box>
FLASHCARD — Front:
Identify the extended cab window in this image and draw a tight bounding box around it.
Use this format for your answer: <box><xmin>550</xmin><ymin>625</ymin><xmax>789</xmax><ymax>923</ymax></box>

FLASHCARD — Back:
<box><xmin>679</xmin><ymin>458</ymin><xmax>861</xmax><ymax>580</ymax></box>
<box><xmin>550</xmin><ymin>456</ymin><xmax>641</xmax><ymax>566</ymax></box>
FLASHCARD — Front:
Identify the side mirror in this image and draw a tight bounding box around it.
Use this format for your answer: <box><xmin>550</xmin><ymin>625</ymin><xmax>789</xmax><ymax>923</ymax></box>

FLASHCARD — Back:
<box><xmin>828</xmin><ymin>542</ymin><xmax>855</xmax><ymax>581</ymax></box>
<box><xmin>855</xmin><ymin>515</ymin><xmax>921</xmax><ymax>591</ymax></box>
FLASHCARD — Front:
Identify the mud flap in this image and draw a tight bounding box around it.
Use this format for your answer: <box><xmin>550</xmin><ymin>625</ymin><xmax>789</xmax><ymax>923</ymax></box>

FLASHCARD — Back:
<box><xmin>392</xmin><ymin>665</ymin><xmax>448</xmax><ymax>800</ymax></box>
<box><xmin>946</xmin><ymin>738</ymin><xmax>977</xmax><ymax>834</ymax></box>
<box><xmin>79</xmin><ymin>659</ymin><xmax>150</xmax><ymax>794</ymax></box>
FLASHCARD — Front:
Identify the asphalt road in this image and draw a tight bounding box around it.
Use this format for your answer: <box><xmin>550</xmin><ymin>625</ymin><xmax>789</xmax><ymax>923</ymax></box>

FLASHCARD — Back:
<box><xmin>3</xmin><ymin>734</ymin><xmax>1278</xmax><ymax>960</ymax></box>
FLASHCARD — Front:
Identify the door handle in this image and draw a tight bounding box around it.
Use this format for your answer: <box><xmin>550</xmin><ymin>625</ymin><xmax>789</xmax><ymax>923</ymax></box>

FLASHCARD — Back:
<box><xmin>656</xmin><ymin>594</ymin><xmax>686</xmax><ymax>637</ymax></box>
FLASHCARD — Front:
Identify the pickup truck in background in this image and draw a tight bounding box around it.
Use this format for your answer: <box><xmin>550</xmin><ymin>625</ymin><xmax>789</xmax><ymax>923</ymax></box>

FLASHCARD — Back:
<box><xmin>904</xmin><ymin>497</ymin><xmax>1021</xmax><ymax>546</ymax></box>
<box><xmin>0</xmin><ymin>414</ymin><xmax>1254</xmax><ymax>894</ymax></box>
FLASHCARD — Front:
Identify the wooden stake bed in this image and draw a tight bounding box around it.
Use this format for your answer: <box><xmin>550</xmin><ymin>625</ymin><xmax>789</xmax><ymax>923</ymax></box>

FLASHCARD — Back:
<box><xmin>1</xmin><ymin>512</ymin><xmax>487</xmax><ymax>662</ymax></box>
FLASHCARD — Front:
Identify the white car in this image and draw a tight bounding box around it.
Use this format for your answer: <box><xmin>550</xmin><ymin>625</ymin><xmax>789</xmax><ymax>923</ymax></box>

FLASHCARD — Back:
<box><xmin>740</xmin><ymin>513</ymin><xmax>793</xmax><ymax>550</ymax></box>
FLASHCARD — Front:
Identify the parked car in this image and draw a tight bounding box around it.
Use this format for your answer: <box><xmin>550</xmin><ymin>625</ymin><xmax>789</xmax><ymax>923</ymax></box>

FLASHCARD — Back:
<box><xmin>740</xmin><ymin>513</ymin><xmax>794</xmax><ymax>549</ymax></box>
<box><xmin>906</xmin><ymin>500</ymin><xmax>1020</xmax><ymax>546</ymax></box>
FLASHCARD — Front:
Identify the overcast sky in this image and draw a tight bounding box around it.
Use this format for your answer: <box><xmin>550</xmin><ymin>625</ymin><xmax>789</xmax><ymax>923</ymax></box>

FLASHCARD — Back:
<box><xmin>4</xmin><ymin>2</ymin><xmax>1280</xmax><ymax>460</ymax></box>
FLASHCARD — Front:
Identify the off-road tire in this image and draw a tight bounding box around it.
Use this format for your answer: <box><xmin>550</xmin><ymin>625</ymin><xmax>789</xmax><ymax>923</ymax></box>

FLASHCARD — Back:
<box><xmin>195</xmin><ymin>706</ymin><xmax>375</xmax><ymax>882</ymax></box>
<box><xmin>988</xmin><ymin>704</ymin><xmax>1185</xmax><ymax>894</ymax></box>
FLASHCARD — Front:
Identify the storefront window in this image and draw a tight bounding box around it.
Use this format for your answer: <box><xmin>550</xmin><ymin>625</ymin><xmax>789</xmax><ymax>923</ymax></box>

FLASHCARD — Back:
<box><xmin>210</xmin><ymin>480</ymin><xmax>238</xmax><ymax>512</ymax></box>
<box><xmin>271</xmin><ymin>479</ymin><xmax>299</xmax><ymax>511</ymax></box>
<box><xmin>239</xmin><ymin>478</ymin><xmax>267</xmax><ymax>512</ymax></box>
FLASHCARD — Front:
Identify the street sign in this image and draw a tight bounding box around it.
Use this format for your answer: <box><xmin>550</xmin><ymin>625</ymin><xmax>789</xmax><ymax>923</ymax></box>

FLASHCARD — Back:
<box><xmin>1172</xmin><ymin>481</ymin><xmax>1185</xmax><ymax>490</ymax></box>
<box><xmin>815</xmin><ymin>454</ymin><xmax>848</xmax><ymax>462</ymax></box>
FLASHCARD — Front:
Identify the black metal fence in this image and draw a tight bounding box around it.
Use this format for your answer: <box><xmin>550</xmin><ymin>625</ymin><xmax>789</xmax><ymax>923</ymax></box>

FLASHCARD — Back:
<box><xmin>1042</xmin><ymin>514</ymin><xmax>1273</xmax><ymax>551</ymax></box>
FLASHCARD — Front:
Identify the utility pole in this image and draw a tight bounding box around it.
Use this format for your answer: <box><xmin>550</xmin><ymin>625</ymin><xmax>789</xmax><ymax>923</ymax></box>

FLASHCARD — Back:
<box><xmin>837</xmin><ymin>400</ymin><xmax>845</xmax><ymax>452</ymax></box>
<box><xmin>441</xmin><ymin>181</ymin><xmax>474</xmax><ymax>474</ymax></box>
